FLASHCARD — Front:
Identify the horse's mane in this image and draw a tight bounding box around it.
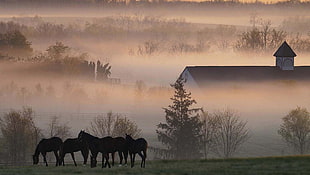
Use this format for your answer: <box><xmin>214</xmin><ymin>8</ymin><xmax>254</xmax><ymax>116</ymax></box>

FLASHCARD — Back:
<box><xmin>126</xmin><ymin>134</ymin><xmax>135</xmax><ymax>142</ymax></box>
<box><xmin>82</xmin><ymin>131</ymin><xmax>99</xmax><ymax>140</ymax></box>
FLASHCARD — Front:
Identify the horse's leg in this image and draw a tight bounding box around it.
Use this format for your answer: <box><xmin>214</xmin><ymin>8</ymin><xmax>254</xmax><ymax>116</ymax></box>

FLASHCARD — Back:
<box><xmin>90</xmin><ymin>149</ymin><xmax>98</xmax><ymax>168</ymax></box>
<box><xmin>105</xmin><ymin>153</ymin><xmax>111</xmax><ymax>168</ymax></box>
<box><xmin>42</xmin><ymin>152</ymin><xmax>48</xmax><ymax>166</ymax></box>
<box><xmin>132</xmin><ymin>153</ymin><xmax>136</xmax><ymax>168</ymax></box>
<box><xmin>54</xmin><ymin>151</ymin><xmax>59</xmax><ymax>166</ymax></box>
<box><xmin>81</xmin><ymin>149</ymin><xmax>88</xmax><ymax>165</ymax></box>
<box><xmin>138</xmin><ymin>152</ymin><xmax>145</xmax><ymax>168</ymax></box>
<box><xmin>61</xmin><ymin>152</ymin><xmax>66</xmax><ymax>166</ymax></box>
<box><xmin>124</xmin><ymin>151</ymin><xmax>128</xmax><ymax>165</ymax></box>
<box><xmin>112</xmin><ymin>152</ymin><xmax>115</xmax><ymax>166</ymax></box>
<box><xmin>142</xmin><ymin>149</ymin><xmax>147</xmax><ymax>168</ymax></box>
<box><xmin>129</xmin><ymin>153</ymin><xmax>132</xmax><ymax>168</ymax></box>
<box><xmin>118</xmin><ymin>151</ymin><xmax>123</xmax><ymax>165</ymax></box>
<box><xmin>71</xmin><ymin>152</ymin><xmax>77</xmax><ymax>166</ymax></box>
<box><xmin>102</xmin><ymin>153</ymin><xmax>105</xmax><ymax>168</ymax></box>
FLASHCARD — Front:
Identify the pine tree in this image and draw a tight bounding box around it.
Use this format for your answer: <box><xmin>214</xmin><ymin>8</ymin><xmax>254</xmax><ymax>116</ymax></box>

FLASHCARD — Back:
<box><xmin>156</xmin><ymin>77</ymin><xmax>202</xmax><ymax>159</ymax></box>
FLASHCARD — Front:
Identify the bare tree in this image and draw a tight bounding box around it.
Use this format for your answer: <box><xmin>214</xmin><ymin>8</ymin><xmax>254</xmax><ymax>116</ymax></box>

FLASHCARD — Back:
<box><xmin>260</xmin><ymin>19</ymin><xmax>271</xmax><ymax>51</ymax></box>
<box><xmin>0</xmin><ymin>107</ymin><xmax>41</xmax><ymax>164</ymax></box>
<box><xmin>278</xmin><ymin>107</ymin><xmax>310</xmax><ymax>155</ymax></box>
<box><xmin>211</xmin><ymin>109</ymin><xmax>249</xmax><ymax>158</ymax></box>
<box><xmin>88</xmin><ymin>111</ymin><xmax>116</xmax><ymax>137</ymax></box>
<box><xmin>200</xmin><ymin>110</ymin><xmax>220</xmax><ymax>159</ymax></box>
<box><xmin>88</xmin><ymin>111</ymin><xmax>141</xmax><ymax>138</ymax></box>
<box><xmin>113</xmin><ymin>117</ymin><xmax>141</xmax><ymax>138</ymax></box>
<box><xmin>47</xmin><ymin>116</ymin><xmax>71</xmax><ymax>140</ymax></box>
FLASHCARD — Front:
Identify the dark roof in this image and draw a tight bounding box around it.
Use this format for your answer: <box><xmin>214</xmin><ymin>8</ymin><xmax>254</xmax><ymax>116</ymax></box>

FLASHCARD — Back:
<box><xmin>184</xmin><ymin>66</ymin><xmax>310</xmax><ymax>87</ymax></box>
<box><xmin>273</xmin><ymin>41</ymin><xmax>297</xmax><ymax>57</ymax></box>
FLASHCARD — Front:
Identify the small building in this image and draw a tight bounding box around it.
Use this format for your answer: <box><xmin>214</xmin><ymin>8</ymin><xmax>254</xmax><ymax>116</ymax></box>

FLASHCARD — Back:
<box><xmin>274</xmin><ymin>41</ymin><xmax>297</xmax><ymax>70</ymax></box>
<box><xmin>180</xmin><ymin>41</ymin><xmax>310</xmax><ymax>89</ymax></box>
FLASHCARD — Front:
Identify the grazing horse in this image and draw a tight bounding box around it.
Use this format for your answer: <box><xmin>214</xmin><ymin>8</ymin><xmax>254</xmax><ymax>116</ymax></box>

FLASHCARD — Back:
<box><xmin>125</xmin><ymin>134</ymin><xmax>147</xmax><ymax>168</ymax></box>
<box><xmin>112</xmin><ymin>137</ymin><xmax>128</xmax><ymax>166</ymax></box>
<box><xmin>33</xmin><ymin>137</ymin><xmax>63</xmax><ymax>166</ymax></box>
<box><xmin>59</xmin><ymin>138</ymin><xmax>89</xmax><ymax>166</ymax></box>
<box><xmin>78</xmin><ymin>131</ymin><xmax>112</xmax><ymax>168</ymax></box>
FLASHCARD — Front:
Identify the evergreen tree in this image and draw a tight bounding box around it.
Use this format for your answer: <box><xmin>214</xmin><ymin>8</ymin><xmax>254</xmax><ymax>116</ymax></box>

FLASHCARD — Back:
<box><xmin>156</xmin><ymin>77</ymin><xmax>202</xmax><ymax>159</ymax></box>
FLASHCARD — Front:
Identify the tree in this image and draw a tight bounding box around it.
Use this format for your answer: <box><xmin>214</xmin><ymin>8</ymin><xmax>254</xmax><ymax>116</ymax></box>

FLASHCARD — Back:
<box><xmin>211</xmin><ymin>109</ymin><xmax>249</xmax><ymax>158</ymax></box>
<box><xmin>156</xmin><ymin>77</ymin><xmax>203</xmax><ymax>159</ymax></box>
<box><xmin>235</xmin><ymin>16</ymin><xmax>286</xmax><ymax>54</ymax></box>
<box><xmin>47</xmin><ymin>116</ymin><xmax>71</xmax><ymax>140</ymax></box>
<box><xmin>200</xmin><ymin>109</ymin><xmax>220</xmax><ymax>159</ymax></box>
<box><xmin>46</xmin><ymin>41</ymin><xmax>69</xmax><ymax>59</ymax></box>
<box><xmin>0</xmin><ymin>30</ymin><xmax>33</xmax><ymax>57</ymax></box>
<box><xmin>0</xmin><ymin>107</ymin><xmax>41</xmax><ymax>164</ymax></box>
<box><xmin>96</xmin><ymin>61</ymin><xmax>112</xmax><ymax>81</ymax></box>
<box><xmin>278</xmin><ymin>107</ymin><xmax>310</xmax><ymax>155</ymax></box>
<box><xmin>88</xmin><ymin>111</ymin><xmax>141</xmax><ymax>138</ymax></box>
<box><xmin>113</xmin><ymin>117</ymin><xmax>141</xmax><ymax>138</ymax></box>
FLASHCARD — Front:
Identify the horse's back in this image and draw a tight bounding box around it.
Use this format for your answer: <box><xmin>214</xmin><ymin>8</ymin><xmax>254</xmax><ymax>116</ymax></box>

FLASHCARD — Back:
<box><xmin>63</xmin><ymin>138</ymin><xmax>83</xmax><ymax>153</ymax></box>
<box><xmin>114</xmin><ymin>137</ymin><xmax>128</xmax><ymax>151</ymax></box>
<box><xmin>39</xmin><ymin>137</ymin><xmax>63</xmax><ymax>152</ymax></box>
<box><xmin>136</xmin><ymin>138</ymin><xmax>147</xmax><ymax>146</ymax></box>
<box><xmin>100</xmin><ymin>136</ymin><xmax>115</xmax><ymax>152</ymax></box>
<box><xmin>129</xmin><ymin>138</ymin><xmax>147</xmax><ymax>153</ymax></box>
<box><xmin>51</xmin><ymin>137</ymin><xmax>63</xmax><ymax>144</ymax></box>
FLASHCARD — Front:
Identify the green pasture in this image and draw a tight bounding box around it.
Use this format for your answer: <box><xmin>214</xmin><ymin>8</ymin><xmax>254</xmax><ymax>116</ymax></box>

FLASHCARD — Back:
<box><xmin>1</xmin><ymin>156</ymin><xmax>310</xmax><ymax>175</ymax></box>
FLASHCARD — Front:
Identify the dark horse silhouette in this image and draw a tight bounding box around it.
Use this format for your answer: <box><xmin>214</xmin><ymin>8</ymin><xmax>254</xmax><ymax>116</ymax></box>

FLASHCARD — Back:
<box><xmin>33</xmin><ymin>137</ymin><xmax>63</xmax><ymax>166</ymax></box>
<box><xmin>112</xmin><ymin>137</ymin><xmax>129</xmax><ymax>166</ymax></box>
<box><xmin>125</xmin><ymin>134</ymin><xmax>147</xmax><ymax>168</ymax></box>
<box><xmin>90</xmin><ymin>136</ymin><xmax>128</xmax><ymax>167</ymax></box>
<box><xmin>78</xmin><ymin>131</ymin><xmax>113</xmax><ymax>168</ymax></box>
<box><xmin>59</xmin><ymin>138</ymin><xmax>89</xmax><ymax>166</ymax></box>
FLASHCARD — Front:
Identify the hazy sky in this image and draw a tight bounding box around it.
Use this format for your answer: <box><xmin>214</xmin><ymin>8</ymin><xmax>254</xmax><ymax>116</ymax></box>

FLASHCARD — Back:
<box><xmin>188</xmin><ymin>0</ymin><xmax>306</xmax><ymax>3</ymax></box>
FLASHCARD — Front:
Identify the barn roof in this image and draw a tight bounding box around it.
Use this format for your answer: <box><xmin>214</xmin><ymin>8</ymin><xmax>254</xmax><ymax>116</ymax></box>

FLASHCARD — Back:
<box><xmin>273</xmin><ymin>41</ymin><xmax>297</xmax><ymax>57</ymax></box>
<box><xmin>183</xmin><ymin>66</ymin><xmax>310</xmax><ymax>88</ymax></box>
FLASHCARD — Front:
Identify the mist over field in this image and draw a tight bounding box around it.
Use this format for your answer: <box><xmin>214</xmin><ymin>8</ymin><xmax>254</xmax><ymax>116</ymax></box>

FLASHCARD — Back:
<box><xmin>0</xmin><ymin>1</ymin><xmax>310</xmax><ymax>163</ymax></box>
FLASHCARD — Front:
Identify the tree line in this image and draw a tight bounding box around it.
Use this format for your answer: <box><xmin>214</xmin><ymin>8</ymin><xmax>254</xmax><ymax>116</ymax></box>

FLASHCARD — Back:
<box><xmin>1</xmin><ymin>15</ymin><xmax>309</xmax><ymax>57</ymax></box>
<box><xmin>1</xmin><ymin>0</ymin><xmax>310</xmax><ymax>7</ymax></box>
<box><xmin>154</xmin><ymin>77</ymin><xmax>310</xmax><ymax>159</ymax></box>
<box><xmin>0</xmin><ymin>78</ymin><xmax>309</xmax><ymax>164</ymax></box>
<box><xmin>0</xmin><ymin>109</ymin><xmax>140</xmax><ymax>165</ymax></box>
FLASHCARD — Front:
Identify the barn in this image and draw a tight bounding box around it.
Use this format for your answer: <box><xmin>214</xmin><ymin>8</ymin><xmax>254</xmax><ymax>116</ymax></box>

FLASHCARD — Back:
<box><xmin>180</xmin><ymin>41</ymin><xmax>310</xmax><ymax>89</ymax></box>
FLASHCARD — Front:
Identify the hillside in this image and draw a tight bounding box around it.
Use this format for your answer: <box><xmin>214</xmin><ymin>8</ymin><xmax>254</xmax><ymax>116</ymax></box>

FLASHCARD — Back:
<box><xmin>1</xmin><ymin>156</ymin><xmax>309</xmax><ymax>175</ymax></box>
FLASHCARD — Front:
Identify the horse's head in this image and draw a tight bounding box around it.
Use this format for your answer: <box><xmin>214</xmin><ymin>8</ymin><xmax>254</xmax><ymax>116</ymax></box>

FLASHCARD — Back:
<box><xmin>32</xmin><ymin>155</ymin><xmax>39</xmax><ymax>165</ymax></box>
<box><xmin>125</xmin><ymin>134</ymin><xmax>134</xmax><ymax>142</ymax></box>
<box><xmin>78</xmin><ymin>130</ymin><xmax>85</xmax><ymax>142</ymax></box>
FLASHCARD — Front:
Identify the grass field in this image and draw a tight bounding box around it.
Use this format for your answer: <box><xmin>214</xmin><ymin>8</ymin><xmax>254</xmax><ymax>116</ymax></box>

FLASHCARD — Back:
<box><xmin>1</xmin><ymin>156</ymin><xmax>310</xmax><ymax>175</ymax></box>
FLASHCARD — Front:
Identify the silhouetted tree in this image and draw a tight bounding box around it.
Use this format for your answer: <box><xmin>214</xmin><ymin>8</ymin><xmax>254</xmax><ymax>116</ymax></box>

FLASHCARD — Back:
<box><xmin>47</xmin><ymin>116</ymin><xmax>71</xmax><ymax>140</ymax></box>
<box><xmin>157</xmin><ymin>77</ymin><xmax>203</xmax><ymax>159</ymax></box>
<box><xmin>46</xmin><ymin>41</ymin><xmax>69</xmax><ymax>59</ymax></box>
<box><xmin>211</xmin><ymin>108</ymin><xmax>249</xmax><ymax>158</ymax></box>
<box><xmin>0</xmin><ymin>30</ymin><xmax>33</xmax><ymax>57</ymax></box>
<box><xmin>0</xmin><ymin>107</ymin><xmax>41</xmax><ymax>164</ymax></box>
<box><xmin>96</xmin><ymin>61</ymin><xmax>112</xmax><ymax>81</ymax></box>
<box><xmin>88</xmin><ymin>111</ymin><xmax>141</xmax><ymax>137</ymax></box>
<box><xmin>200</xmin><ymin>109</ymin><xmax>220</xmax><ymax>159</ymax></box>
<box><xmin>278</xmin><ymin>107</ymin><xmax>310</xmax><ymax>155</ymax></box>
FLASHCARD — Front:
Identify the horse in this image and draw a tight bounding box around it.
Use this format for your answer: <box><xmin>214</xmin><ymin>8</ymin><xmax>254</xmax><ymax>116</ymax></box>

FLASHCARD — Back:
<box><xmin>89</xmin><ymin>136</ymin><xmax>128</xmax><ymax>167</ymax></box>
<box><xmin>112</xmin><ymin>137</ymin><xmax>128</xmax><ymax>166</ymax></box>
<box><xmin>59</xmin><ymin>138</ymin><xmax>89</xmax><ymax>166</ymax></box>
<box><xmin>125</xmin><ymin>134</ymin><xmax>147</xmax><ymax>168</ymax></box>
<box><xmin>78</xmin><ymin>130</ymin><xmax>112</xmax><ymax>168</ymax></box>
<box><xmin>33</xmin><ymin>137</ymin><xmax>63</xmax><ymax>166</ymax></box>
